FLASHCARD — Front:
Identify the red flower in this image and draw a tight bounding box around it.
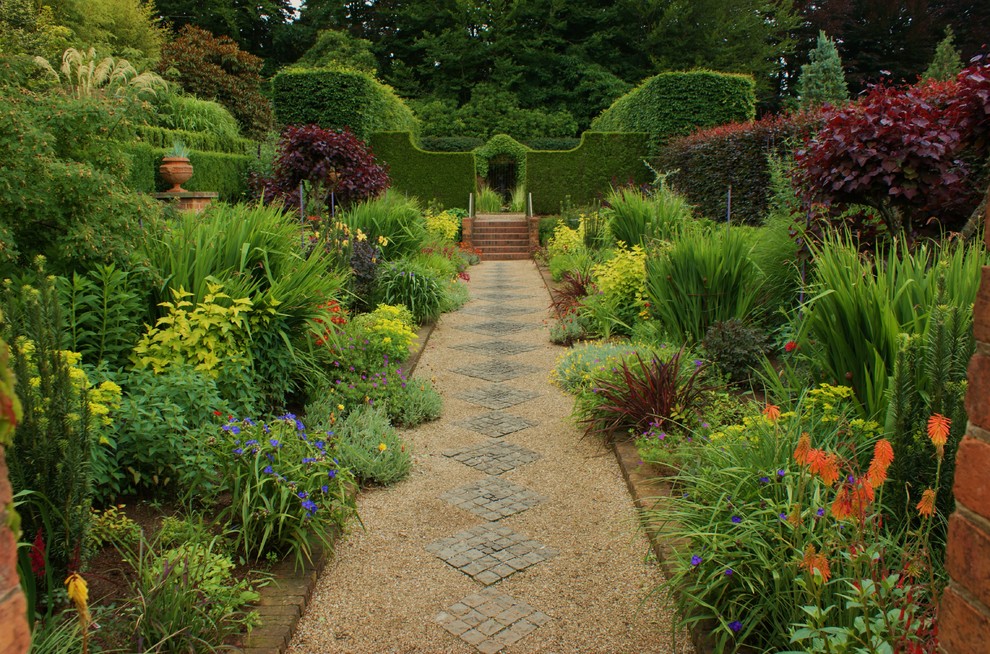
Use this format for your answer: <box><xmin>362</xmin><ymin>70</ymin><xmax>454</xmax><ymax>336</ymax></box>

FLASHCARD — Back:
<box><xmin>213</xmin><ymin>410</ymin><xmax>222</xmax><ymax>416</ymax></box>
<box><xmin>784</xmin><ymin>340</ymin><xmax>798</xmax><ymax>353</ymax></box>
<box><xmin>29</xmin><ymin>529</ymin><xmax>46</xmax><ymax>576</ymax></box>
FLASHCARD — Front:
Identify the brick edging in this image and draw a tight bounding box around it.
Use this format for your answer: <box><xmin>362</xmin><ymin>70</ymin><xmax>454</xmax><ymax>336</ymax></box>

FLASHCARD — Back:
<box><xmin>236</xmin><ymin>318</ymin><xmax>440</xmax><ymax>653</ymax></box>
<box><xmin>533</xmin><ymin>260</ymin><xmax>716</xmax><ymax>654</ymax></box>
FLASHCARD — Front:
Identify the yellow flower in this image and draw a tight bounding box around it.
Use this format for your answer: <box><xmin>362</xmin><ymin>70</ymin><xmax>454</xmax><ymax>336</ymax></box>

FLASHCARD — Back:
<box><xmin>378</xmin><ymin>442</ymin><xmax>387</xmax><ymax>452</ymax></box>
<box><xmin>65</xmin><ymin>572</ymin><xmax>91</xmax><ymax>625</ymax></box>
<box><xmin>356</xmin><ymin>229</ymin><xmax>367</xmax><ymax>242</ymax></box>
<box><xmin>337</xmin><ymin>404</ymin><xmax>345</xmax><ymax>411</ymax></box>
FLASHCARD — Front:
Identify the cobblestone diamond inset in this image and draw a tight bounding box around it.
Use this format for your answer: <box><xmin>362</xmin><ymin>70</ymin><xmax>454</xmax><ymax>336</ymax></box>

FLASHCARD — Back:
<box><xmin>443</xmin><ymin>441</ymin><xmax>541</xmax><ymax>475</ymax></box>
<box><xmin>459</xmin><ymin>411</ymin><xmax>537</xmax><ymax>438</ymax></box>
<box><xmin>452</xmin><ymin>359</ymin><xmax>538</xmax><ymax>382</ymax></box>
<box><xmin>457</xmin><ymin>385</ymin><xmax>538</xmax><ymax>410</ymax></box>
<box><xmin>453</xmin><ymin>339</ymin><xmax>539</xmax><ymax>356</ymax></box>
<box><xmin>440</xmin><ymin>477</ymin><xmax>545</xmax><ymax>521</ymax></box>
<box><xmin>473</xmin><ymin>292</ymin><xmax>536</xmax><ymax>302</ymax></box>
<box><xmin>461</xmin><ymin>304</ymin><xmax>537</xmax><ymax>317</ymax></box>
<box><xmin>436</xmin><ymin>587</ymin><xmax>551</xmax><ymax>653</ymax></box>
<box><xmin>458</xmin><ymin>320</ymin><xmax>535</xmax><ymax>336</ymax></box>
<box><xmin>427</xmin><ymin>524</ymin><xmax>557</xmax><ymax>586</ymax></box>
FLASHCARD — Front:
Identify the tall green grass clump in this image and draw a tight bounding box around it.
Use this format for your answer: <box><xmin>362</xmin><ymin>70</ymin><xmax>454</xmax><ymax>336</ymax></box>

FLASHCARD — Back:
<box><xmin>476</xmin><ymin>187</ymin><xmax>503</xmax><ymax>213</ymax></box>
<box><xmin>343</xmin><ymin>191</ymin><xmax>426</xmax><ymax>259</ymax></box>
<box><xmin>645</xmin><ymin>225</ymin><xmax>765</xmax><ymax>342</ymax></box>
<box><xmin>375</xmin><ymin>258</ymin><xmax>446</xmax><ymax>324</ymax></box>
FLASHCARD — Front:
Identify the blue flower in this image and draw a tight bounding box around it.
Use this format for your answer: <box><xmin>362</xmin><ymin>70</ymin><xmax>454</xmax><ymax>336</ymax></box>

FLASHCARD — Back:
<box><xmin>729</xmin><ymin>620</ymin><xmax>742</xmax><ymax>633</ymax></box>
<box><xmin>232</xmin><ymin>447</ymin><xmax>243</xmax><ymax>455</ymax></box>
<box><xmin>246</xmin><ymin>439</ymin><xmax>258</xmax><ymax>446</ymax></box>
<box><xmin>731</xmin><ymin>516</ymin><xmax>742</xmax><ymax>524</ymax></box>
<box><xmin>302</xmin><ymin>457</ymin><xmax>316</xmax><ymax>464</ymax></box>
<box><xmin>301</xmin><ymin>499</ymin><xmax>318</xmax><ymax>515</ymax></box>
<box><xmin>297</xmin><ymin>491</ymin><xmax>308</xmax><ymax>499</ymax></box>
<box><xmin>777</xmin><ymin>469</ymin><xmax>786</xmax><ymax>477</ymax></box>
<box><xmin>779</xmin><ymin>513</ymin><xmax>788</xmax><ymax>521</ymax></box>
<box><xmin>817</xmin><ymin>507</ymin><xmax>825</xmax><ymax>517</ymax></box>
<box><xmin>321</xmin><ymin>485</ymin><xmax>329</xmax><ymax>494</ymax></box>
<box><xmin>263</xmin><ymin>465</ymin><xmax>274</xmax><ymax>474</ymax></box>
<box><xmin>270</xmin><ymin>439</ymin><xmax>280</xmax><ymax>447</ymax></box>
<box><xmin>693</xmin><ymin>359</ymin><xmax>703</xmax><ymax>367</ymax></box>
<box><xmin>295</xmin><ymin>419</ymin><xmax>305</xmax><ymax>431</ymax></box>
<box><xmin>759</xmin><ymin>476</ymin><xmax>770</xmax><ymax>484</ymax></box>
<box><xmin>691</xmin><ymin>555</ymin><xmax>703</xmax><ymax>566</ymax></box>
<box><xmin>328</xmin><ymin>469</ymin><xmax>337</xmax><ymax>479</ymax></box>
<box><xmin>315</xmin><ymin>441</ymin><xmax>326</xmax><ymax>451</ymax></box>
<box><xmin>724</xmin><ymin>568</ymin><xmax>734</xmax><ymax>576</ymax></box>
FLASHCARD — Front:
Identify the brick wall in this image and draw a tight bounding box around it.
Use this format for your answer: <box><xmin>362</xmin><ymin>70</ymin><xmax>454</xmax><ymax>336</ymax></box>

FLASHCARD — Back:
<box><xmin>0</xmin><ymin>447</ymin><xmax>30</xmax><ymax>653</ymax></box>
<box><xmin>941</xmin><ymin>194</ymin><xmax>990</xmax><ymax>653</ymax></box>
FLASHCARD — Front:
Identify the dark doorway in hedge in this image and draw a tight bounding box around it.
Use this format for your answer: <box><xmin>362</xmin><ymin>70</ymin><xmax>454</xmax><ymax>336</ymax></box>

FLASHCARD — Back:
<box><xmin>487</xmin><ymin>155</ymin><xmax>516</xmax><ymax>202</ymax></box>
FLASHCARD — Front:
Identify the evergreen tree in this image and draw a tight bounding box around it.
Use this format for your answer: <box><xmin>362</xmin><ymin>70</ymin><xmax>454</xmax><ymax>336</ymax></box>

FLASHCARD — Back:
<box><xmin>922</xmin><ymin>27</ymin><xmax>964</xmax><ymax>82</ymax></box>
<box><xmin>796</xmin><ymin>31</ymin><xmax>848</xmax><ymax>109</ymax></box>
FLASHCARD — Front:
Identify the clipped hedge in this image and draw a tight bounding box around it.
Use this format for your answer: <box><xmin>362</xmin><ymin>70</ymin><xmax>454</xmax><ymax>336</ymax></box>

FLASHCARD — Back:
<box><xmin>272</xmin><ymin>68</ymin><xmax>419</xmax><ymax>140</ymax></box>
<box><xmin>418</xmin><ymin>136</ymin><xmax>485</xmax><ymax>152</ymax></box>
<box><xmin>655</xmin><ymin>112</ymin><xmax>820</xmax><ymax>223</ymax></box>
<box><xmin>524</xmin><ymin>137</ymin><xmax>582</xmax><ymax>151</ymax></box>
<box><xmin>131</xmin><ymin>125</ymin><xmax>257</xmax><ymax>156</ymax></box>
<box><xmin>591</xmin><ymin>71</ymin><xmax>756</xmax><ymax>142</ymax></box>
<box><xmin>526</xmin><ymin>132</ymin><xmax>652</xmax><ymax>214</ymax></box>
<box><xmin>475</xmin><ymin>134</ymin><xmax>530</xmax><ymax>185</ymax></box>
<box><xmin>124</xmin><ymin>143</ymin><xmax>253</xmax><ymax>201</ymax></box>
<box><xmin>368</xmin><ymin>132</ymin><xmax>476</xmax><ymax>209</ymax></box>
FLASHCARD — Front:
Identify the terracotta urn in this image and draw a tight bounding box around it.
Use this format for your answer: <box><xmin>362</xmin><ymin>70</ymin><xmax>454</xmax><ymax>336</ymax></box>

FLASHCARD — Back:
<box><xmin>159</xmin><ymin>156</ymin><xmax>194</xmax><ymax>193</ymax></box>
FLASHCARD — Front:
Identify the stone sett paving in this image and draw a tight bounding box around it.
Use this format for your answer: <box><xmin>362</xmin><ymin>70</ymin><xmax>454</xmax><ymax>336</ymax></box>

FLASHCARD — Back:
<box><xmin>459</xmin><ymin>304</ymin><xmax>541</xmax><ymax>317</ymax></box>
<box><xmin>452</xmin><ymin>339</ymin><xmax>540</xmax><ymax>356</ymax></box>
<box><xmin>472</xmin><ymin>292</ymin><xmax>537</xmax><ymax>302</ymax></box>
<box><xmin>436</xmin><ymin>587</ymin><xmax>552</xmax><ymax>654</ymax></box>
<box><xmin>443</xmin><ymin>440</ymin><xmax>541</xmax><ymax>475</ymax></box>
<box><xmin>452</xmin><ymin>358</ymin><xmax>539</xmax><ymax>382</ymax></box>
<box><xmin>457</xmin><ymin>320</ymin><xmax>537</xmax><ymax>336</ymax></box>
<box><xmin>426</xmin><ymin>524</ymin><xmax>558</xmax><ymax>586</ymax></box>
<box><xmin>458</xmin><ymin>410</ymin><xmax>537</xmax><ymax>438</ymax></box>
<box><xmin>439</xmin><ymin>476</ymin><xmax>546</xmax><ymax>521</ymax></box>
<box><xmin>456</xmin><ymin>384</ymin><xmax>539</xmax><ymax>410</ymax></box>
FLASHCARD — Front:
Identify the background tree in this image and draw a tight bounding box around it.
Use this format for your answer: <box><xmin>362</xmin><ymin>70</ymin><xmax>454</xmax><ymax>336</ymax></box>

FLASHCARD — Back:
<box><xmin>295</xmin><ymin>29</ymin><xmax>377</xmax><ymax>73</ymax></box>
<box><xmin>153</xmin><ymin>0</ymin><xmax>293</xmax><ymax>61</ymax></box>
<box><xmin>0</xmin><ymin>0</ymin><xmax>72</xmax><ymax>60</ymax></box>
<box><xmin>923</xmin><ymin>26</ymin><xmax>964</xmax><ymax>81</ymax></box>
<box><xmin>158</xmin><ymin>25</ymin><xmax>273</xmax><ymax>139</ymax></box>
<box><xmin>796</xmin><ymin>31</ymin><xmax>849</xmax><ymax>108</ymax></box>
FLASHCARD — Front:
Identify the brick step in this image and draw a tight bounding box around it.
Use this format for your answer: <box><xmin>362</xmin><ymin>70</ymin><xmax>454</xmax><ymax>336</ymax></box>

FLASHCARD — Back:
<box><xmin>471</xmin><ymin>239</ymin><xmax>530</xmax><ymax>247</ymax></box>
<box><xmin>475</xmin><ymin>246</ymin><xmax>532</xmax><ymax>254</ymax></box>
<box><xmin>472</xmin><ymin>228</ymin><xmax>530</xmax><ymax>237</ymax></box>
<box><xmin>483</xmin><ymin>252</ymin><xmax>532</xmax><ymax>260</ymax></box>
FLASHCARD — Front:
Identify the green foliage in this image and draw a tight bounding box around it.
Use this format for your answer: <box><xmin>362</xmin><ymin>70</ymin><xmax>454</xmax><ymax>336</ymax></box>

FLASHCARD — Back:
<box><xmin>343</xmin><ymin>191</ymin><xmax>427</xmax><ymax>260</ymax></box>
<box><xmin>295</xmin><ymin>29</ymin><xmax>378</xmax><ymax>73</ymax></box>
<box><xmin>87</xmin><ymin>504</ymin><xmax>141</xmax><ymax>550</ymax></box>
<box><xmin>548</xmin><ymin>312</ymin><xmax>587</xmax><ymax>346</ymax></box>
<box><xmin>702</xmin><ymin>318</ymin><xmax>769</xmax><ymax>385</ymax></box>
<box><xmin>158</xmin><ymin>25</ymin><xmax>274</xmax><ymax>140</ymax></box>
<box><xmin>607</xmin><ymin>186</ymin><xmax>692</xmax><ymax>246</ymax></box>
<box><xmin>0</xmin><ymin>90</ymin><xmax>162</xmax><ymax>274</ymax></box>
<box><xmin>33</xmin><ymin>47</ymin><xmax>167</xmax><ymax>100</ymax></box>
<box><xmin>271</xmin><ymin>68</ymin><xmax>418</xmax><ymax>140</ymax></box>
<box><xmin>797</xmin><ymin>32</ymin><xmax>849</xmax><ymax>109</ymax></box>
<box><xmin>475</xmin><ymin>134</ymin><xmax>530</xmax><ymax>186</ymax></box>
<box><xmin>58</xmin><ymin>264</ymin><xmax>144</xmax><ymax>368</ymax></box>
<box><xmin>793</xmin><ymin>237</ymin><xmax>985</xmax><ymax>418</ymax></box>
<box><xmin>91</xmin><ymin>364</ymin><xmax>232</xmax><ymax>504</ymax></box>
<box><xmin>591</xmin><ymin>71</ymin><xmax>756</xmax><ymax>141</ymax></box>
<box><xmin>884</xmin><ymin>284</ymin><xmax>971</xmax><ymax>541</ymax></box>
<box><xmin>386</xmin><ymin>376</ymin><xmax>442</xmax><ymax>428</ymax></box>
<box><xmin>645</xmin><ymin>225</ymin><xmax>765</xmax><ymax>342</ymax></box>
<box><xmin>527</xmin><ymin>132</ymin><xmax>653</xmax><ymax>214</ymax></box>
<box><xmin>368</xmin><ymin>132</ymin><xmax>476</xmax><ymax>209</ymax></box>
<box><xmin>582</xmin><ymin>245</ymin><xmax>647</xmax><ymax>336</ymax></box>
<box><xmin>0</xmin><ymin>0</ymin><xmax>72</xmax><ymax>61</ymax></box>
<box><xmin>374</xmin><ymin>258</ymin><xmax>446</xmax><ymax>324</ymax></box>
<box><xmin>118</xmin><ymin>534</ymin><xmax>260</xmax><ymax>652</ymax></box>
<box><xmin>53</xmin><ymin>0</ymin><xmax>167</xmax><ymax>63</ymax></box>
<box><xmin>132</xmin><ymin>283</ymin><xmax>254</xmax><ymax>376</ymax></box>
<box><xmin>122</xmin><ymin>141</ymin><xmax>253</xmax><ymax>200</ymax></box>
<box><xmin>476</xmin><ymin>187</ymin><xmax>503</xmax><ymax>213</ymax></box>
<box><xmin>655</xmin><ymin>113</ymin><xmax>816</xmax><ymax>224</ymax></box>
<box><xmin>333</xmin><ymin>405</ymin><xmax>411</xmax><ymax>486</ymax></box>
<box><xmin>922</xmin><ymin>27</ymin><xmax>964</xmax><ymax>82</ymax></box>
<box><xmin>424</xmin><ymin>209</ymin><xmax>461</xmax><ymax>242</ymax></box>
<box><xmin>551</xmin><ymin>340</ymin><xmax>643</xmax><ymax>394</ymax></box>
<box><xmin>347</xmin><ymin>304</ymin><xmax>418</xmax><ymax>366</ymax></box>
<box><xmin>416</xmin><ymin>135</ymin><xmax>485</xmax><ymax>152</ymax></box>
<box><xmin>431</xmin><ymin>85</ymin><xmax>578</xmax><ymax>140</ymax></box>
<box><xmin>218</xmin><ymin>414</ymin><xmax>357</xmax><ymax>566</ymax></box>
<box><xmin>132</xmin><ymin>123</ymin><xmax>255</xmax><ymax>155</ymax></box>
<box><xmin>2</xmin><ymin>270</ymin><xmax>96</xmax><ymax>579</ymax></box>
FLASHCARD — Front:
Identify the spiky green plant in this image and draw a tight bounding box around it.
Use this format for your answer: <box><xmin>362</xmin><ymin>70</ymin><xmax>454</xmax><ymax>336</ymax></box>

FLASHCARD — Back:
<box><xmin>34</xmin><ymin>47</ymin><xmax>165</xmax><ymax>99</ymax></box>
<box><xmin>476</xmin><ymin>187</ymin><xmax>503</xmax><ymax>213</ymax></box>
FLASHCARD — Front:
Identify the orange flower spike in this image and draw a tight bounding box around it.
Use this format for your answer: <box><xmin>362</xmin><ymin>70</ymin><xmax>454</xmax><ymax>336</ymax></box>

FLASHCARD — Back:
<box><xmin>928</xmin><ymin>414</ymin><xmax>950</xmax><ymax>458</ymax></box>
<box><xmin>808</xmin><ymin>450</ymin><xmax>841</xmax><ymax>487</ymax></box>
<box><xmin>917</xmin><ymin>488</ymin><xmax>937</xmax><ymax>518</ymax></box>
<box><xmin>799</xmin><ymin>544</ymin><xmax>832</xmax><ymax>583</ymax></box>
<box><xmin>794</xmin><ymin>433</ymin><xmax>812</xmax><ymax>466</ymax></box>
<box><xmin>763</xmin><ymin>404</ymin><xmax>781</xmax><ymax>423</ymax></box>
<box><xmin>831</xmin><ymin>486</ymin><xmax>853</xmax><ymax>521</ymax></box>
<box><xmin>867</xmin><ymin>439</ymin><xmax>894</xmax><ymax>487</ymax></box>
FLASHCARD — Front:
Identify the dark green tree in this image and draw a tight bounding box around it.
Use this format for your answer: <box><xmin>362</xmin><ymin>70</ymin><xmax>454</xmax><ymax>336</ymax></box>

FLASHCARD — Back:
<box><xmin>154</xmin><ymin>0</ymin><xmax>293</xmax><ymax>59</ymax></box>
<box><xmin>922</xmin><ymin>26</ymin><xmax>964</xmax><ymax>81</ymax></box>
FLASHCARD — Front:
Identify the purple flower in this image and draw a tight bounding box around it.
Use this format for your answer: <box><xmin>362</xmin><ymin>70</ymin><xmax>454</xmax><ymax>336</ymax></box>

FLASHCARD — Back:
<box><xmin>246</xmin><ymin>439</ymin><xmax>258</xmax><ymax>446</ymax></box>
<box><xmin>729</xmin><ymin>621</ymin><xmax>742</xmax><ymax>633</ymax></box>
<box><xmin>301</xmin><ymin>499</ymin><xmax>318</xmax><ymax>515</ymax></box>
<box><xmin>724</xmin><ymin>568</ymin><xmax>734</xmax><ymax>576</ymax></box>
<box><xmin>759</xmin><ymin>476</ymin><xmax>770</xmax><ymax>484</ymax></box>
<box><xmin>779</xmin><ymin>513</ymin><xmax>788</xmax><ymax>521</ymax></box>
<box><xmin>691</xmin><ymin>555</ymin><xmax>703</xmax><ymax>566</ymax></box>
<box><xmin>816</xmin><ymin>507</ymin><xmax>825</xmax><ymax>517</ymax></box>
<box><xmin>270</xmin><ymin>439</ymin><xmax>280</xmax><ymax>447</ymax></box>
<box><xmin>328</xmin><ymin>469</ymin><xmax>337</xmax><ymax>479</ymax></box>
<box><xmin>302</xmin><ymin>457</ymin><xmax>316</xmax><ymax>464</ymax></box>
<box><xmin>232</xmin><ymin>447</ymin><xmax>243</xmax><ymax>455</ymax></box>
<box><xmin>694</xmin><ymin>359</ymin><xmax>703</xmax><ymax>367</ymax></box>
<box><xmin>321</xmin><ymin>485</ymin><xmax>329</xmax><ymax>494</ymax></box>
<box><xmin>731</xmin><ymin>516</ymin><xmax>742</xmax><ymax>524</ymax></box>
<box><xmin>777</xmin><ymin>469</ymin><xmax>786</xmax><ymax>477</ymax></box>
<box><xmin>297</xmin><ymin>491</ymin><xmax>308</xmax><ymax>499</ymax></box>
<box><xmin>263</xmin><ymin>465</ymin><xmax>274</xmax><ymax>474</ymax></box>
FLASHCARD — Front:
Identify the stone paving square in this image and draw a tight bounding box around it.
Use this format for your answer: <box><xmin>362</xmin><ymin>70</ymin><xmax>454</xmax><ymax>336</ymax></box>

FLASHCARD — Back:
<box><xmin>456</xmin><ymin>385</ymin><xmax>539</xmax><ymax>410</ymax></box>
<box><xmin>427</xmin><ymin>524</ymin><xmax>558</xmax><ymax>587</ymax></box>
<box><xmin>452</xmin><ymin>359</ymin><xmax>538</xmax><ymax>382</ymax></box>
<box><xmin>472</xmin><ymin>293</ymin><xmax>537</xmax><ymax>302</ymax></box>
<box><xmin>458</xmin><ymin>410</ymin><xmax>537</xmax><ymax>438</ymax></box>
<box><xmin>453</xmin><ymin>339</ymin><xmax>539</xmax><ymax>356</ymax></box>
<box><xmin>439</xmin><ymin>476</ymin><xmax>546</xmax><ymax>521</ymax></box>
<box><xmin>460</xmin><ymin>304</ymin><xmax>539</xmax><ymax>317</ymax></box>
<box><xmin>436</xmin><ymin>586</ymin><xmax>551</xmax><ymax>653</ymax></box>
<box><xmin>443</xmin><ymin>441</ymin><xmax>541</xmax><ymax>475</ymax></box>
<box><xmin>458</xmin><ymin>320</ymin><xmax>536</xmax><ymax>336</ymax></box>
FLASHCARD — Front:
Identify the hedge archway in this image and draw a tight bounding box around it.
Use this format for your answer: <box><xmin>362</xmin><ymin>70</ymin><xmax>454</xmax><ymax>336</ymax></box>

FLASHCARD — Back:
<box><xmin>475</xmin><ymin>134</ymin><xmax>530</xmax><ymax>193</ymax></box>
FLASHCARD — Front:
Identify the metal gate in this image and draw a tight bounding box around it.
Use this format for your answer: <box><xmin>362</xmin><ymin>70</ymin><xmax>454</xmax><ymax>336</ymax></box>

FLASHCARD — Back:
<box><xmin>487</xmin><ymin>155</ymin><xmax>517</xmax><ymax>203</ymax></box>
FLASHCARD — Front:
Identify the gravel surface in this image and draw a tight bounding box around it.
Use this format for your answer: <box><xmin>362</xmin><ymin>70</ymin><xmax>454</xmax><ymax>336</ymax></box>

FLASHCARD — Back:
<box><xmin>288</xmin><ymin>260</ymin><xmax>692</xmax><ymax>654</ymax></box>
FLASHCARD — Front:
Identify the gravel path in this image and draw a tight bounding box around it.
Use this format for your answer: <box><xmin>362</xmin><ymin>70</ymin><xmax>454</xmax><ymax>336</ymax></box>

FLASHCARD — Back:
<box><xmin>288</xmin><ymin>260</ymin><xmax>691</xmax><ymax>654</ymax></box>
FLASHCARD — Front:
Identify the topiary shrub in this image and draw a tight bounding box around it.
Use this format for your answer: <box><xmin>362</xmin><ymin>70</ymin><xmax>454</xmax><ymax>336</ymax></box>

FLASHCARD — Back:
<box><xmin>254</xmin><ymin>124</ymin><xmax>389</xmax><ymax>212</ymax></box>
<box><xmin>271</xmin><ymin>68</ymin><xmax>418</xmax><ymax>141</ymax></box>
<box><xmin>158</xmin><ymin>25</ymin><xmax>273</xmax><ymax>140</ymax></box>
<box><xmin>591</xmin><ymin>70</ymin><xmax>756</xmax><ymax>141</ymax></box>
